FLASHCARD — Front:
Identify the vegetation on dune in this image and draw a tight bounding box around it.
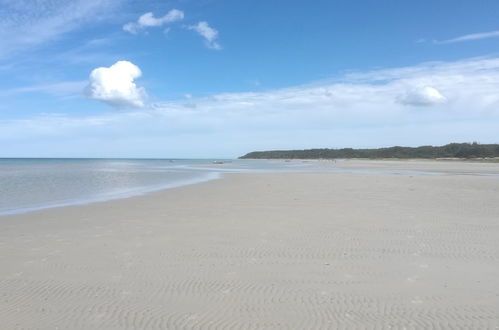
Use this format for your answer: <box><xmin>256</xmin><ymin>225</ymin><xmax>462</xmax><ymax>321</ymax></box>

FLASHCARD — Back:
<box><xmin>239</xmin><ymin>143</ymin><xmax>499</xmax><ymax>160</ymax></box>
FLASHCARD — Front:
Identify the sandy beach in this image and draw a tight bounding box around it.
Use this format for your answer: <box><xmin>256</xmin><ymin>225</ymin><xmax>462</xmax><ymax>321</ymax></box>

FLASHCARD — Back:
<box><xmin>1</xmin><ymin>161</ymin><xmax>499</xmax><ymax>329</ymax></box>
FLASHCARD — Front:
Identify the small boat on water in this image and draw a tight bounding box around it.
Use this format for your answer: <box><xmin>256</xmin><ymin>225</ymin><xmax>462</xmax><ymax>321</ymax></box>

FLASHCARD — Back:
<box><xmin>212</xmin><ymin>161</ymin><xmax>224</xmax><ymax>164</ymax></box>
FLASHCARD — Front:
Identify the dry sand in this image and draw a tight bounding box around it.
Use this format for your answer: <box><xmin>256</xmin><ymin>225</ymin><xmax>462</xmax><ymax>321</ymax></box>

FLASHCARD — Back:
<box><xmin>1</xmin><ymin>161</ymin><xmax>499</xmax><ymax>329</ymax></box>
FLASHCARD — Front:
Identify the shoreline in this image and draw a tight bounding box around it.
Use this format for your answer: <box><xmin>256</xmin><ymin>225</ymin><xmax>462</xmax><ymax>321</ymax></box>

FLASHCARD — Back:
<box><xmin>0</xmin><ymin>171</ymin><xmax>222</xmax><ymax>218</ymax></box>
<box><xmin>2</xmin><ymin>158</ymin><xmax>499</xmax><ymax>218</ymax></box>
<box><xmin>1</xmin><ymin>164</ymin><xmax>499</xmax><ymax>328</ymax></box>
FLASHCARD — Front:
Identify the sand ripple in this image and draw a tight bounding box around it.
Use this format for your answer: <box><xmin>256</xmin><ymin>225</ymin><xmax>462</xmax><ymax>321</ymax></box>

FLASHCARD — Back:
<box><xmin>1</xmin><ymin>171</ymin><xmax>499</xmax><ymax>329</ymax></box>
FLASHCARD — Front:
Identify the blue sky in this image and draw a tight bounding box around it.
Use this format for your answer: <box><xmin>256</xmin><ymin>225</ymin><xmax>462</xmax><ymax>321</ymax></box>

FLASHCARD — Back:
<box><xmin>1</xmin><ymin>0</ymin><xmax>499</xmax><ymax>157</ymax></box>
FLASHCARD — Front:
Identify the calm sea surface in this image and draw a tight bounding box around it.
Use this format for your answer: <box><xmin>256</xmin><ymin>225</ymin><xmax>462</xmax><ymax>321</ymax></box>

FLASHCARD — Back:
<box><xmin>0</xmin><ymin>158</ymin><xmax>443</xmax><ymax>216</ymax></box>
<box><xmin>0</xmin><ymin>158</ymin><xmax>313</xmax><ymax>215</ymax></box>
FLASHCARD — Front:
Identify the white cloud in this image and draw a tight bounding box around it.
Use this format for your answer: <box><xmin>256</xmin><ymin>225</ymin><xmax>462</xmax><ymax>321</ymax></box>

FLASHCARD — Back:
<box><xmin>188</xmin><ymin>21</ymin><xmax>221</xmax><ymax>50</ymax></box>
<box><xmin>398</xmin><ymin>86</ymin><xmax>447</xmax><ymax>106</ymax></box>
<box><xmin>0</xmin><ymin>0</ymin><xmax>122</xmax><ymax>58</ymax></box>
<box><xmin>3</xmin><ymin>57</ymin><xmax>499</xmax><ymax>157</ymax></box>
<box><xmin>0</xmin><ymin>81</ymin><xmax>86</xmax><ymax>98</ymax></box>
<box><xmin>123</xmin><ymin>9</ymin><xmax>184</xmax><ymax>34</ymax></box>
<box><xmin>85</xmin><ymin>61</ymin><xmax>146</xmax><ymax>108</ymax></box>
<box><xmin>437</xmin><ymin>30</ymin><xmax>499</xmax><ymax>44</ymax></box>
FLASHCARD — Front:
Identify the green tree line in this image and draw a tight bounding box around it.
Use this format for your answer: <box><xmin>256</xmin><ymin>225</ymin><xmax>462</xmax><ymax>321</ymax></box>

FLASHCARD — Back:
<box><xmin>239</xmin><ymin>143</ymin><xmax>499</xmax><ymax>159</ymax></box>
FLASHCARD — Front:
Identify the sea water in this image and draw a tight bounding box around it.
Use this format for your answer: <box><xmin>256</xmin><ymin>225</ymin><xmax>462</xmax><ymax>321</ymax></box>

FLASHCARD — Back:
<box><xmin>0</xmin><ymin>158</ymin><xmax>316</xmax><ymax>215</ymax></box>
<box><xmin>0</xmin><ymin>159</ymin><xmax>216</xmax><ymax>215</ymax></box>
<box><xmin>0</xmin><ymin>158</ymin><xmax>439</xmax><ymax>216</ymax></box>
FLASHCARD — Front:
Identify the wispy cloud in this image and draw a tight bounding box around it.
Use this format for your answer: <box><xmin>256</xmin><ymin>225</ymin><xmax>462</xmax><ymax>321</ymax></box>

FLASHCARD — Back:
<box><xmin>121</xmin><ymin>11</ymin><xmax>221</xmax><ymax>50</ymax></box>
<box><xmin>435</xmin><ymin>30</ymin><xmax>499</xmax><ymax>44</ymax></box>
<box><xmin>2</xmin><ymin>57</ymin><xmax>499</xmax><ymax>157</ymax></box>
<box><xmin>123</xmin><ymin>9</ymin><xmax>184</xmax><ymax>34</ymax></box>
<box><xmin>188</xmin><ymin>21</ymin><xmax>222</xmax><ymax>50</ymax></box>
<box><xmin>0</xmin><ymin>0</ymin><xmax>123</xmax><ymax>58</ymax></box>
<box><xmin>0</xmin><ymin>81</ymin><xmax>86</xmax><ymax>98</ymax></box>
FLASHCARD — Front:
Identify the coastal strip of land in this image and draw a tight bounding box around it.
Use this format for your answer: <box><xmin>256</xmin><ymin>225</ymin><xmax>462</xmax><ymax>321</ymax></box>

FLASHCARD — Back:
<box><xmin>239</xmin><ymin>142</ymin><xmax>499</xmax><ymax>160</ymax></box>
<box><xmin>1</xmin><ymin>160</ymin><xmax>499</xmax><ymax>329</ymax></box>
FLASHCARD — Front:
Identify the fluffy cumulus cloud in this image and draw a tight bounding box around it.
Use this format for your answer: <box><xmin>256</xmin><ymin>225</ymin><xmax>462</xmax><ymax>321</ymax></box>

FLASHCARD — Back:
<box><xmin>398</xmin><ymin>86</ymin><xmax>447</xmax><ymax>106</ymax></box>
<box><xmin>3</xmin><ymin>57</ymin><xmax>499</xmax><ymax>157</ymax></box>
<box><xmin>85</xmin><ymin>61</ymin><xmax>146</xmax><ymax>108</ymax></box>
<box><xmin>123</xmin><ymin>9</ymin><xmax>184</xmax><ymax>34</ymax></box>
<box><xmin>188</xmin><ymin>21</ymin><xmax>221</xmax><ymax>50</ymax></box>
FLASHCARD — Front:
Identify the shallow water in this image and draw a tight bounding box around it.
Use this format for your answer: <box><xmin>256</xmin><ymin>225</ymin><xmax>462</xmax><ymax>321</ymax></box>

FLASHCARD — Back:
<box><xmin>0</xmin><ymin>159</ymin><xmax>219</xmax><ymax>215</ymax></box>
<box><xmin>0</xmin><ymin>158</ymin><xmax>439</xmax><ymax>216</ymax></box>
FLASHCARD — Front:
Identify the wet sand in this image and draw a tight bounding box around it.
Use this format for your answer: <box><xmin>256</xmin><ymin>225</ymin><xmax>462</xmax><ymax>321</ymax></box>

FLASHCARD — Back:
<box><xmin>1</xmin><ymin>161</ymin><xmax>499</xmax><ymax>329</ymax></box>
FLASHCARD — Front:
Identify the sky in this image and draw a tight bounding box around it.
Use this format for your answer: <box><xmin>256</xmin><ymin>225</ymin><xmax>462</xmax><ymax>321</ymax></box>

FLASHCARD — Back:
<box><xmin>1</xmin><ymin>0</ymin><xmax>499</xmax><ymax>158</ymax></box>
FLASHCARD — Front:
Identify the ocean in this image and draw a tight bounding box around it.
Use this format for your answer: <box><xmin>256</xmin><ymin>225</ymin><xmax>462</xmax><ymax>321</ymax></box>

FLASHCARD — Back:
<box><xmin>0</xmin><ymin>158</ymin><xmax>314</xmax><ymax>216</ymax></box>
<box><xmin>0</xmin><ymin>158</ymin><xmax>443</xmax><ymax>216</ymax></box>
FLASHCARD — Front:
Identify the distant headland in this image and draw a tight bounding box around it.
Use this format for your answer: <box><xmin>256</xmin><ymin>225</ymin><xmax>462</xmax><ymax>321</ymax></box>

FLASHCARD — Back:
<box><xmin>239</xmin><ymin>143</ymin><xmax>499</xmax><ymax>160</ymax></box>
